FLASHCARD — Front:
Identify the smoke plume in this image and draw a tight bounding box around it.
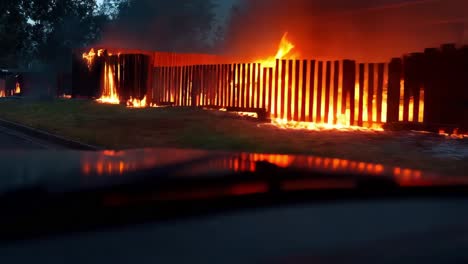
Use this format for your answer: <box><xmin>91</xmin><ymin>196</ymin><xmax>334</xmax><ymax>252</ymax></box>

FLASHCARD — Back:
<box><xmin>223</xmin><ymin>0</ymin><xmax>468</xmax><ymax>62</ymax></box>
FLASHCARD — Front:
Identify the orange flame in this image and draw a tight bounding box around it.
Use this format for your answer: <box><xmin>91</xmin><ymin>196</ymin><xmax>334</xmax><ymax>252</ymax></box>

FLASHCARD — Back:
<box><xmin>256</xmin><ymin>32</ymin><xmax>299</xmax><ymax>67</ymax></box>
<box><xmin>83</xmin><ymin>48</ymin><xmax>152</xmax><ymax>108</ymax></box>
<box><xmin>14</xmin><ymin>82</ymin><xmax>20</xmax><ymax>94</ymax></box>
<box><xmin>96</xmin><ymin>61</ymin><xmax>120</xmax><ymax>104</ymax></box>
<box><xmin>126</xmin><ymin>96</ymin><xmax>148</xmax><ymax>108</ymax></box>
<box><xmin>251</xmin><ymin>33</ymin><xmax>390</xmax><ymax>131</ymax></box>
<box><xmin>82</xmin><ymin>48</ymin><xmax>120</xmax><ymax>104</ymax></box>
<box><xmin>82</xmin><ymin>48</ymin><xmax>96</xmax><ymax>70</ymax></box>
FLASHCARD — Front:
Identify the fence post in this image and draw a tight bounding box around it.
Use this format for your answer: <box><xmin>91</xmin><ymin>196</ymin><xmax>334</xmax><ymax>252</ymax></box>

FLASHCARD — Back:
<box><xmin>268</xmin><ymin>67</ymin><xmax>273</xmax><ymax>115</ymax></box>
<box><xmin>376</xmin><ymin>63</ymin><xmax>385</xmax><ymax>123</ymax></box>
<box><xmin>316</xmin><ymin>61</ymin><xmax>323</xmax><ymax>123</ymax></box>
<box><xmin>324</xmin><ymin>61</ymin><xmax>332</xmax><ymax>123</ymax></box>
<box><xmin>294</xmin><ymin>60</ymin><xmax>300</xmax><ymax>121</ymax></box>
<box><xmin>367</xmin><ymin>63</ymin><xmax>374</xmax><ymax>125</ymax></box>
<box><xmin>308</xmin><ymin>60</ymin><xmax>316</xmax><ymax>122</ymax></box>
<box><xmin>342</xmin><ymin>60</ymin><xmax>356</xmax><ymax>126</ymax></box>
<box><xmin>287</xmin><ymin>60</ymin><xmax>293</xmax><ymax>121</ymax></box>
<box><xmin>274</xmin><ymin>59</ymin><xmax>280</xmax><ymax>118</ymax></box>
<box><xmin>256</xmin><ymin>63</ymin><xmax>261</xmax><ymax>109</ymax></box>
<box><xmin>358</xmin><ymin>63</ymin><xmax>365</xmax><ymax>127</ymax></box>
<box><xmin>333</xmin><ymin>61</ymin><xmax>340</xmax><ymax>124</ymax></box>
<box><xmin>387</xmin><ymin>58</ymin><xmax>403</xmax><ymax>124</ymax></box>
<box><xmin>300</xmin><ymin>60</ymin><xmax>308</xmax><ymax>122</ymax></box>
<box><xmin>280</xmin><ymin>60</ymin><xmax>287</xmax><ymax>119</ymax></box>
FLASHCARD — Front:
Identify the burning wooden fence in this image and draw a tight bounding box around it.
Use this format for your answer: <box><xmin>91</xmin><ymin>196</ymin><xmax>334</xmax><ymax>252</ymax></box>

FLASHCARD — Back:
<box><xmin>72</xmin><ymin>49</ymin><xmax>152</xmax><ymax>105</ymax></box>
<box><xmin>72</xmin><ymin>43</ymin><xmax>468</xmax><ymax>134</ymax></box>
<box><xmin>153</xmin><ymin>60</ymin><xmax>389</xmax><ymax>128</ymax></box>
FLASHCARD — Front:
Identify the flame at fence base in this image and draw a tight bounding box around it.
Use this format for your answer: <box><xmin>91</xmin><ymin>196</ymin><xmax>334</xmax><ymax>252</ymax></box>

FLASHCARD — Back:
<box><xmin>438</xmin><ymin>129</ymin><xmax>468</xmax><ymax>139</ymax></box>
<box><xmin>14</xmin><ymin>82</ymin><xmax>20</xmax><ymax>94</ymax></box>
<box><xmin>127</xmin><ymin>96</ymin><xmax>147</xmax><ymax>108</ymax></box>
<box><xmin>270</xmin><ymin>119</ymin><xmax>384</xmax><ymax>132</ymax></box>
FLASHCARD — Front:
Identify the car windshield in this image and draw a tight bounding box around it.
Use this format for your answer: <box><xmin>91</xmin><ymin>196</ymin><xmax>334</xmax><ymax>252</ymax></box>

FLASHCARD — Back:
<box><xmin>0</xmin><ymin>0</ymin><xmax>467</xmax><ymax>253</ymax></box>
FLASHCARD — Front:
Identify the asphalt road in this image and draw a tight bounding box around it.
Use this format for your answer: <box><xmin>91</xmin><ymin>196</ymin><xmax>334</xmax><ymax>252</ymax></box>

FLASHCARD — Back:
<box><xmin>0</xmin><ymin>126</ymin><xmax>62</xmax><ymax>149</ymax></box>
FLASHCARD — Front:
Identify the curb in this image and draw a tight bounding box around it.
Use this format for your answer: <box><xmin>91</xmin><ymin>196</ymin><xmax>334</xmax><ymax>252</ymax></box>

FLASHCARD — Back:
<box><xmin>0</xmin><ymin>118</ymin><xmax>102</xmax><ymax>151</ymax></box>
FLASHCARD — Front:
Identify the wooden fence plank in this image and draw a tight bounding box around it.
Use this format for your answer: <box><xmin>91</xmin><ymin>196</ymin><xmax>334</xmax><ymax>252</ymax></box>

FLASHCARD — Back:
<box><xmin>412</xmin><ymin>53</ymin><xmax>424</xmax><ymax>123</ymax></box>
<box><xmin>236</xmin><ymin>64</ymin><xmax>241</xmax><ymax>107</ymax></box>
<box><xmin>153</xmin><ymin>67</ymin><xmax>160</xmax><ymax>104</ymax></box>
<box><xmin>333</xmin><ymin>61</ymin><xmax>340</xmax><ymax>124</ymax></box>
<box><xmin>210</xmin><ymin>65</ymin><xmax>215</xmax><ymax>105</ymax></box>
<box><xmin>256</xmin><ymin>63</ymin><xmax>261</xmax><ymax>109</ymax></box>
<box><xmin>460</xmin><ymin>46</ymin><xmax>468</xmax><ymax>131</ymax></box>
<box><xmin>183</xmin><ymin>66</ymin><xmax>188</xmax><ymax>106</ymax></box>
<box><xmin>287</xmin><ymin>60</ymin><xmax>293</xmax><ymax>121</ymax></box>
<box><xmin>376</xmin><ymin>63</ymin><xmax>385</xmax><ymax>123</ymax></box>
<box><xmin>221</xmin><ymin>64</ymin><xmax>226</xmax><ymax>107</ymax></box>
<box><xmin>228</xmin><ymin>64</ymin><xmax>234</xmax><ymax>107</ymax></box>
<box><xmin>423</xmin><ymin>48</ymin><xmax>440</xmax><ymax>125</ymax></box>
<box><xmin>387</xmin><ymin>58</ymin><xmax>403</xmax><ymax>123</ymax></box>
<box><xmin>342</xmin><ymin>60</ymin><xmax>356</xmax><ymax>126</ymax></box>
<box><xmin>246</xmin><ymin>63</ymin><xmax>251</xmax><ymax>108</ymax></box>
<box><xmin>274</xmin><ymin>59</ymin><xmax>280</xmax><ymax>118</ymax></box>
<box><xmin>204</xmin><ymin>65</ymin><xmax>209</xmax><ymax>106</ymax></box>
<box><xmin>173</xmin><ymin>67</ymin><xmax>179</xmax><ymax>105</ymax></box>
<box><xmin>162</xmin><ymin>66</ymin><xmax>167</xmax><ymax>103</ymax></box>
<box><xmin>170</xmin><ymin>66</ymin><xmax>175</xmax><ymax>102</ymax></box>
<box><xmin>367</xmin><ymin>63</ymin><xmax>375</xmax><ymax>125</ymax></box>
<box><xmin>294</xmin><ymin>60</ymin><xmax>300</xmax><ymax>121</ymax></box>
<box><xmin>242</xmin><ymin>63</ymin><xmax>247</xmax><ymax>108</ymax></box>
<box><xmin>281</xmin><ymin>60</ymin><xmax>287</xmax><ymax>119</ymax></box>
<box><xmin>440</xmin><ymin>44</ymin><xmax>460</xmax><ymax>126</ymax></box>
<box><xmin>402</xmin><ymin>55</ymin><xmax>411</xmax><ymax>122</ymax></box>
<box><xmin>217</xmin><ymin>64</ymin><xmax>221</xmax><ymax>106</ymax></box>
<box><xmin>268</xmin><ymin>67</ymin><xmax>273</xmax><ymax>115</ymax></box>
<box><xmin>308</xmin><ymin>60</ymin><xmax>316</xmax><ymax>122</ymax></box>
<box><xmin>262</xmin><ymin>67</ymin><xmax>267</xmax><ymax>110</ymax></box>
<box><xmin>316</xmin><ymin>61</ymin><xmax>323</xmax><ymax>123</ymax></box>
<box><xmin>358</xmin><ymin>63</ymin><xmax>365</xmax><ymax>127</ymax></box>
<box><xmin>195</xmin><ymin>65</ymin><xmax>201</xmax><ymax>107</ymax></box>
<box><xmin>324</xmin><ymin>61</ymin><xmax>332</xmax><ymax>123</ymax></box>
<box><xmin>252</xmin><ymin>63</ymin><xmax>257</xmax><ymax>108</ymax></box>
<box><xmin>197</xmin><ymin>65</ymin><xmax>202</xmax><ymax>106</ymax></box>
<box><xmin>188</xmin><ymin>65</ymin><xmax>193</xmax><ymax>106</ymax></box>
<box><xmin>300</xmin><ymin>60</ymin><xmax>308</xmax><ymax>122</ymax></box>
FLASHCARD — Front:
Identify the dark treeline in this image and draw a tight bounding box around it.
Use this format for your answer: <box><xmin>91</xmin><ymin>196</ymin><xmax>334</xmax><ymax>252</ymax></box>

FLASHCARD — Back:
<box><xmin>0</xmin><ymin>0</ymin><xmax>222</xmax><ymax>71</ymax></box>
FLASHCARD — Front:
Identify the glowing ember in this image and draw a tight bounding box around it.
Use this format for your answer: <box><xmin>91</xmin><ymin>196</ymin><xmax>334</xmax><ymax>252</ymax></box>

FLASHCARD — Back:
<box><xmin>236</xmin><ymin>112</ymin><xmax>258</xmax><ymax>118</ymax></box>
<box><xmin>126</xmin><ymin>96</ymin><xmax>148</xmax><ymax>108</ymax></box>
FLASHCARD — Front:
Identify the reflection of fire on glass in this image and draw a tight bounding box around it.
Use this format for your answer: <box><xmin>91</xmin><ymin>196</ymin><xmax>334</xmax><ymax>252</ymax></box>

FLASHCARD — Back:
<box><xmin>81</xmin><ymin>150</ymin><xmax>151</xmax><ymax>176</ymax></box>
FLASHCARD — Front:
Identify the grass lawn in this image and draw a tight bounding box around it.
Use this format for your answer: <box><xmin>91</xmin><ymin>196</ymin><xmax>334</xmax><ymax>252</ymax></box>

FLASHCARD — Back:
<box><xmin>0</xmin><ymin>98</ymin><xmax>467</xmax><ymax>175</ymax></box>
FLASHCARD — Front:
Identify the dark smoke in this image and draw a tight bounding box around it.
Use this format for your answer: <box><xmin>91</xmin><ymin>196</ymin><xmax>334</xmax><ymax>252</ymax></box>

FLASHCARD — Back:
<box><xmin>223</xmin><ymin>0</ymin><xmax>468</xmax><ymax>62</ymax></box>
<box><xmin>97</xmin><ymin>0</ymin><xmax>217</xmax><ymax>53</ymax></box>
